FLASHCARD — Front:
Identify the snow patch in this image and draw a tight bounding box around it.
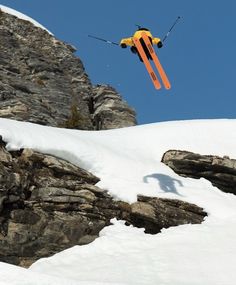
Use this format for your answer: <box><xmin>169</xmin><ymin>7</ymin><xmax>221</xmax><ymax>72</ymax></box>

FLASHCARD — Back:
<box><xmin>0</xmin><ymin>5</ymin><xmax>53</xmax><ymax>35</ymax></box>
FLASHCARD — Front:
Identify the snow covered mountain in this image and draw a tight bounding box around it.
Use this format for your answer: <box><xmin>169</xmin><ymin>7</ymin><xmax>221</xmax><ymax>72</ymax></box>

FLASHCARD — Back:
<box><xmin>0</xmin><ymin>4</ymin><xmax>236</xmax><ymax>285</ymax></box>
<box><xmin>0</xmin><ymin>118</ymin><xmax>236</xmax><ymax>285</ymax></box>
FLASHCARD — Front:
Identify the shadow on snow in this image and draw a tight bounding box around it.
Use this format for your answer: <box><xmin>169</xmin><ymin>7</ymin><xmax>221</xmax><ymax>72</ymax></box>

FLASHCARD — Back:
<box><xmin>143</xmin><ymin>173</ymin><xmax>184</xmax><ymax>196</ymax></box>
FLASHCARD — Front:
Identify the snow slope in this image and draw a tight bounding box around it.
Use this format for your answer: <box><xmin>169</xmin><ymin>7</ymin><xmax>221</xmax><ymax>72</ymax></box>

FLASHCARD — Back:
<box><xmin>0</xmin><ymin>118</ymin><xmax>236</xmax><ymax>285</ymax></box>
<box><xmin>0</xmin><ymin>5</ymin><xmax>52</xmax><ymax>34</ymax></box>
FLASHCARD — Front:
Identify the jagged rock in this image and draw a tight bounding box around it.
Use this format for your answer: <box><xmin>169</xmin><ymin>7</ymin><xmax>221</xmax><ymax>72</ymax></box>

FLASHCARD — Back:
<box><xmin>162</xmin><ymin>150</ymin><xmax>236</xmax><ymax>194</ymax></box>
<box><xmin>92</xmin><ymin>85</ymin><xmax>137</xmax><ymax>130</ymax></box>
<box><xmin>0</xmin><ymin>138</ymin><xmax>207</xmax><ymax>267</ymax></box>
<box><xmin>129</xmin><ymin>195</ymin><xmax>207</xmax><ymax>234</ymax></box>
<box><xmin>0</xmin><ymin>137</ymin><xmax>127</xmax><ymax>266</ymax></box>
<box><xmin>0</xmin><ymin>9</ymin><xmax>137</xmax><ymax>130</ymax></box>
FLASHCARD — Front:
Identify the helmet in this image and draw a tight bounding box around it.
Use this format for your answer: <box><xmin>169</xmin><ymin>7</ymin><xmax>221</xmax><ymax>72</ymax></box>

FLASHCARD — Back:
<box><xmin>138</xmin><ymin>27</ymin><xmax>149</xmax><ymax>31</ymax></box>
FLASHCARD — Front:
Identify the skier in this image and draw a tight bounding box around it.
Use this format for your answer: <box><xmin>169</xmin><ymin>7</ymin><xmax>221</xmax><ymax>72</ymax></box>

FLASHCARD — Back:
<box><xmin>88</xmin><ymin>17</ymin><xmax>181</xmax><ymax>89</ymax></box>
<box><xmin>120</xmin><ymin>27</ymin><xmax>163</xmax><ymax>62</ymax></box>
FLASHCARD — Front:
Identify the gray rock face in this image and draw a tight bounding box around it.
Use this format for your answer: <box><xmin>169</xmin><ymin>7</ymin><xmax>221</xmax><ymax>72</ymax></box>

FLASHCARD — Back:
<box><xmin>0</xmin><ymin>9</ymin><xmax>93</xmax><ymax>129</ymax></box>
<box><xmin>162</xmin><ymin>150</ymin><xmax>236</xmax><ymax>194</ymax></box>
<box><xmin>0</xmin><ymin>9</ymin><xmax>136</xmax><ymax>130</ymax></box>
<box><xmin>92</xmin><ymin>85</ymin><xmax>137</xmax><ymax>130</ymax></box>
<box><xmin>0</xmin><ymin>137</ymin><xmax>128</xmax><ymax>267</ymax></box>
<box><xmin>129</xmin><ymin>195</ymin><xmax>207</xmax><ymax>234</ymax></box>
<box><xmin>0</xmin><ymin>139</ymin><xmax>207</xmax><ymax>267</ymax></box>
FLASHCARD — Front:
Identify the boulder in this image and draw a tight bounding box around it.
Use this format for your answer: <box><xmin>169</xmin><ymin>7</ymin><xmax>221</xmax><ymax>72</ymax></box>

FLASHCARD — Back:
<box><xmin>162</xmin><ymin>150</ymin><xmax>236</xmax><ymax>194</ymax></box>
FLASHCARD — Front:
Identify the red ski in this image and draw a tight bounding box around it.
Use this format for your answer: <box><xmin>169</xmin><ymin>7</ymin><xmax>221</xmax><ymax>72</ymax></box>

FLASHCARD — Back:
<box><xmin>141</xmin><ymin>32</ymin><xmax>171</xmax><ymax>89</ymax></box>
<box><xmin>133</xmin><ymin>37</ymin><xmax>161</xmax><ymax>90</ymax></box>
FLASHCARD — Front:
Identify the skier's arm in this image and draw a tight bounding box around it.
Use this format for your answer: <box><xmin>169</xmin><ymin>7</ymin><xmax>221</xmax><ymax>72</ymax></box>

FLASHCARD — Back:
<box><xmin>120</xmin><ymin>37</ymin><xmax>133</xmax><ymax>48</ymax></box>
<box><xmin>153</xmin><ymin>37</ymin><xmax>163</xmax><ymax>48</ymax></box>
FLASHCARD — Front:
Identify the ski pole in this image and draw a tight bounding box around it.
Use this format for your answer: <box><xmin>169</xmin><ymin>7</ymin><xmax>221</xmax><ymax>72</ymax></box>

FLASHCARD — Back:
<box><xmin>162</xmin><ymin>16</ymin><xmax>182</xmax><ymax>43</ymax></box>
<box><xmin>88</xmin><ymin>34</ymin><xmax>119</xmax><ymax>46</ymax></box>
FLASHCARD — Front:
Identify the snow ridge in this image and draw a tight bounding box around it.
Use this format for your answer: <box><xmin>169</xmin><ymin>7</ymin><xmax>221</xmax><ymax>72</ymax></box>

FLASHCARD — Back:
<box><xmin>0</xmin><ymin>5</ymin><xmax>53</xmax><ymax>34</ymax></box>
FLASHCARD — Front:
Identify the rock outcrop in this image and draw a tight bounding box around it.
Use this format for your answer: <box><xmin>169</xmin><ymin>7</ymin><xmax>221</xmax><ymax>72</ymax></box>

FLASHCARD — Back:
<box><xmin>0</xmin><ymin>9</ymin><xmax>136</xmax><ymax>130</ymax></box>
<box><xmin>0</xmin><ymin>139</ymin><xmax>207</xmax><ymax>267</ymax></box>
<box><xmin>129</xmin><ymin>195</ymin><xmax>206</xmax><ymax>234</ymax></box>
<box><xmin>162</xmin><ymin>150</ymin><xmax>236</xmax><ymax>195</ymax></box>
<box><xmin>92</xmin><ymin>85</ymin><xmax>136</xmax><ymax>130</ymax></box>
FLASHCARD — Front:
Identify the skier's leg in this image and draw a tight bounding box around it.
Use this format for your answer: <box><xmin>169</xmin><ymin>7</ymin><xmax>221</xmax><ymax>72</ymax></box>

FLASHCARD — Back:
<box><xmin>130</xmin><ymin>46</ymin><xmax>143</xmax><ymax>62</ymax></box>
<box><xmin>137</xmin><ymin>52</ymin><xmax>143</xmax><ymax>62</ymax></box>
<box><xmin>140</xmin><ymin>37</ymin><xmax>152</xmax><ymax>60</ymax></box>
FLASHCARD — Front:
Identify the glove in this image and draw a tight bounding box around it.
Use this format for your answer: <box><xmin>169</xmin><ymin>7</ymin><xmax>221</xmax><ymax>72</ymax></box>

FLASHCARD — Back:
<box><xmin>157</xmin><ymin>41</ymin><xmax>163</xmax><ymax>48</ymax></box>
<box><xmin>120</xmin><ymin>43</ymin><xmax>127</xmax><ymax>48</ymax></box>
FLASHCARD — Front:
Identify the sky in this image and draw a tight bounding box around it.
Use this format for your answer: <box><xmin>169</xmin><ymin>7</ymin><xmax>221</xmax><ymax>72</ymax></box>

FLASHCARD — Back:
<box><xmin>1</xmin><ymin>0</ymin><xmax>236</xmax><ymax>124</ymax></box>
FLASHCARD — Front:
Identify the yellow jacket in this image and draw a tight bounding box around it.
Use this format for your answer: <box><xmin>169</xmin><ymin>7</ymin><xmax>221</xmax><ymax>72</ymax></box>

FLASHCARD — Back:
<box><xmin>120</xmin><ymin>30</ymin><xmax>161</xmax><ymax>46</ymax></box>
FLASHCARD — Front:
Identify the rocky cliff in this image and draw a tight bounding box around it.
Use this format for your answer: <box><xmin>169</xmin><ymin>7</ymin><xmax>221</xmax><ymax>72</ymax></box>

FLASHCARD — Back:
<box><xmin>0</xmin><ymin>8</ymin><xmax>136</xmax><ymax>130</ymax></box>
<box><xmin>0</xmin><ymin>138</ymin><xmax>207</xmax><ymax>267</ymax></box>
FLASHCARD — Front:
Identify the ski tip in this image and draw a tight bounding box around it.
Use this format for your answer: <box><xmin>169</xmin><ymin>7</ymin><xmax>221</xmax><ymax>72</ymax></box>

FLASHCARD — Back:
<box><xmin>155</xmin><ymin>84</ymin><xmax>171</xmax><ymax>91</ymax></box>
